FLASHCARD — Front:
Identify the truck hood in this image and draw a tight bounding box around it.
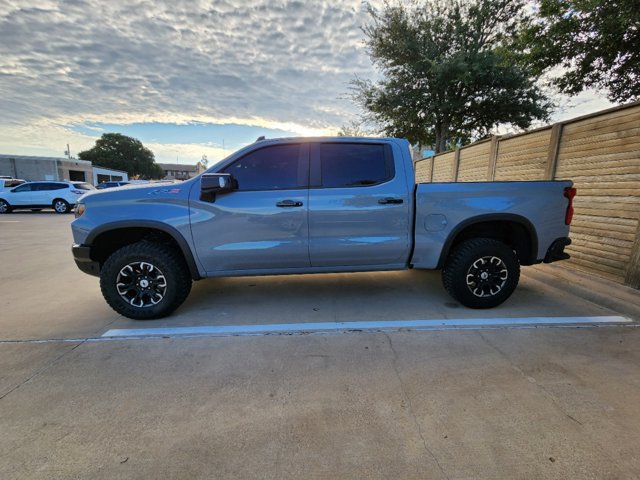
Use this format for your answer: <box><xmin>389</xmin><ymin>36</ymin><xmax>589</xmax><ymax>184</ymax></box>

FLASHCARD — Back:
<box><xmin>79</xmin><ymin>180</ymin><xmax>195</xmax><ymax>203</ymax></box>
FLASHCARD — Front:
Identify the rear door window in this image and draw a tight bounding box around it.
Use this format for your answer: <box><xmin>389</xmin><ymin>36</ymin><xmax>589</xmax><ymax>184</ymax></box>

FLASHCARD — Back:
<box><xmin>37</xmin><ymin>183</ymin><xmax>67</xmax><ymax>191</ymax></box>
<box><xmin>318</xmin><ymin>143</ymin><xmax>393</xmax><ymax>188</ymax></box>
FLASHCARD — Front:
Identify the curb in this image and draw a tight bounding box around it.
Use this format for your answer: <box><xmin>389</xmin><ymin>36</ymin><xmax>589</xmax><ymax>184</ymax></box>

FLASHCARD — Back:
<box><xmin>524</xmin><ymin>264</ymin><xmax>640</xmax><ymax>321</ymax></box>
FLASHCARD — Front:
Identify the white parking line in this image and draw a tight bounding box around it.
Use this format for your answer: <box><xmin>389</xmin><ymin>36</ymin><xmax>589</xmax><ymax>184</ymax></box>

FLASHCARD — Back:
<box><xmin>102</xmin><ymin>316</ymin><xmax>631</xmax><ymax>338</ymax></box>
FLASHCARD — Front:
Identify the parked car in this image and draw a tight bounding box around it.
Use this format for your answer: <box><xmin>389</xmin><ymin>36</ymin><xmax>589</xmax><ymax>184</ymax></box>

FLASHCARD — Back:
<box><xmin>0</xmin><ymin>181</ymin><xmax>95</xmax><ymax>214</ymax></box>
<box><xmin>96</xmin><ymin>181</ymin><xmax>131</xmax><ymax>189</ymax></box>
<box><xmin>71</xmin><ymin>137</ymin><xmax>574</xmax><ymax>319</ymax></box>
<box><xmin>0</xmin><ymin>178</ymin><xmax>26</xmax><ymax>191</ymax></box>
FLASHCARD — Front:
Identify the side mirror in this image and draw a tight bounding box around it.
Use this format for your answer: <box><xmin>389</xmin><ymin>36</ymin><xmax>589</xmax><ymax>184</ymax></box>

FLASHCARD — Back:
<box><xmin>200</xmin><ymin>173</ymin><xmax>234</xmax><ymax>202</ymax></box>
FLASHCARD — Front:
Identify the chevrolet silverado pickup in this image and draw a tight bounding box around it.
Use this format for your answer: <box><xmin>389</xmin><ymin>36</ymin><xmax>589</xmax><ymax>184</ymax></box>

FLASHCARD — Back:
<box><xmin>71</xmin><ymin>137</ymin><xmax>575</xmax><ymax>319</ymax></box>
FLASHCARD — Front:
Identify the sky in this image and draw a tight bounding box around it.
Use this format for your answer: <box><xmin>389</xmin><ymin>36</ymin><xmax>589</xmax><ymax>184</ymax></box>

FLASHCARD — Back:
<box><xmin>0</xmin><ymin>0</ymin><xmax>615</xmax><ymax>165</ymax></box>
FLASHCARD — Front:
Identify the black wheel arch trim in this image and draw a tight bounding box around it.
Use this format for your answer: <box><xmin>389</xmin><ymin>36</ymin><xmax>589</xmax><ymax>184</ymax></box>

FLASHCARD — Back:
<box><xmin>437</xmin><ymin>213</ymin><xmax>539</xmax><ymax>268</ymax></box>
<box><xmin>85</xmin><ymin>220</ymin><xmax>202</xmax><ymax>280</ymax></box>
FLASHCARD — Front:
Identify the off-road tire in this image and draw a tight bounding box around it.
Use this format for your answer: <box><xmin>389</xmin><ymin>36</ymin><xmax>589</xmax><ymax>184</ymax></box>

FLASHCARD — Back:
<box><xmin>442</xmin><ymin>238</ymin><xmax>520</xmax><ymax>309</ymax></box>
<box><xmin>0</xmin><ymin>199</ymin><xmax>11</xmax><ymax>213</ymax></box>
<box><xmin>53</xmin><ymin>199</ymin><xmax>70</xmax><ymax>214</ymax></box>
<box><xmin>100</xmin><ymin>242</ymin><xmax>192</xmax><ymax>320</ymax></box>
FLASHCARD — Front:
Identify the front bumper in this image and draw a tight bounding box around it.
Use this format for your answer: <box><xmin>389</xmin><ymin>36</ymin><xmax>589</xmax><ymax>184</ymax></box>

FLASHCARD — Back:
<box><xmin>544</xmin><ymin>237</ymin><xmax>571</xmax><ymax>263</ymax></box>
<box><xmin>72</xmin><ymin>244</ymin><xmax>100</xmax><ymax>277</ymax></box>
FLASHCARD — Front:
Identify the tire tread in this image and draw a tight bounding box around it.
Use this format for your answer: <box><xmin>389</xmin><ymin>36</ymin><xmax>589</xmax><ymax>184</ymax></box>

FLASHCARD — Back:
<box><xmin>100</xmin><ymin>241</ymin><xmax>192</xmax><ymax>320</ymax></box>
<box><xmin>442</xmin><ymin>238</ymin><xmax>520</xmax><ymax>309</ymax></box>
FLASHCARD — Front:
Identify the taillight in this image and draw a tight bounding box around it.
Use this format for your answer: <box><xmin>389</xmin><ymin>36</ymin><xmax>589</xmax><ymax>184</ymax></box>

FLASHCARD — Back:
<box><xmin>564</xmin><ymin>187</ymin><xmax>577</xmax><ymax>225</ymax></box>
<box><xmin>71</xmin><ymin>189</ymin><xmax>84</xmax><ymax>194</ymax></box>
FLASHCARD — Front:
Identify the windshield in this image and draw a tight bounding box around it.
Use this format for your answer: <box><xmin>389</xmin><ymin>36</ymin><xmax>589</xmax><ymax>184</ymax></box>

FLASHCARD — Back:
<box><xmin>204</xmin><ymin>155</ymin><xmax>233</xmax><ymax>173</ymax></box>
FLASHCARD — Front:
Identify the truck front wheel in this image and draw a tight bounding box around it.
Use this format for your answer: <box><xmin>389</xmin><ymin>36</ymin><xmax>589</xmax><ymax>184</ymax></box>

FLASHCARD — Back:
<box><xmin>100</xmin><ymin>242</ymin><xmax>192</xmax><ymax>320</ymax></box>
<box><xmin>442</xmin><ymin>238</ymin><xmax>520</xmax><ymax>309</ymax></box>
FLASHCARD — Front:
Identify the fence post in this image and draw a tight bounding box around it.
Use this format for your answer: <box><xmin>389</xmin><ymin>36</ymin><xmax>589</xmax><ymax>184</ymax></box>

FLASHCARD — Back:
<box><xmin>429</xmin><ymin>156</ymin><xmax>435</xmax><ymax>182</ymax></box>
<box><xmin>487</xmin><ymin>136</ymin><xmax>500</xmax><ymax>181</ymax></box>
<box><xmin>452</xmin><ymin>148</ymin><xmax>461</xmax><ymax>181</ymax></box>
<box><xmin>545</xmin><ymin>123</ymin><xmax>564</xmax><ymax>180</ymax></box>
<box><xmin>625</xmin><ymin>223</ymin><xmax>640</xmax><ymax>288</ymax></box>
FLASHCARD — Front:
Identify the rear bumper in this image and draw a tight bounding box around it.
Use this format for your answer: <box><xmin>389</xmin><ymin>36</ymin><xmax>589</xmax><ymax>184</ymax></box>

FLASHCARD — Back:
<box><xmin>72</xmin><ymin>244</ymin><xmax>100</xmax><ymax>277</ymax></box>
<box><xmin>544</xmin><ymin>237</ymin><xmax>571</xmax><ymax>263</ymax></box>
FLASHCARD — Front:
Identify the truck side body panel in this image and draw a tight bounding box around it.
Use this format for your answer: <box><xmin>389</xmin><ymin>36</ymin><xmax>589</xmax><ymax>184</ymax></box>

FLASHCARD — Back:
<box><xmin>410</xmin><ymin>181</ymin><xmax>572</xmax><ymax>269</ymax></box>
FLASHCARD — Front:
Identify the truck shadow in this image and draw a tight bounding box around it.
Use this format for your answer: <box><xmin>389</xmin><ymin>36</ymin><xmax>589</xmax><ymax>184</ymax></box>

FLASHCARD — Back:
<box><xmin>113</xmin><ymin>268</ymin><xmax>614</xmax><ymax>329</ymax></box>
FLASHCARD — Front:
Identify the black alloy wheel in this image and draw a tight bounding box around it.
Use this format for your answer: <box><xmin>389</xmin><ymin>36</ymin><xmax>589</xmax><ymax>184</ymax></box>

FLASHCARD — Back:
<box><xmin>100</xmin><ymin>242</ymin><xmax>192</xmax><ymax>320</ymax></box>
<box><xmin>442</xmin><ymin>238</ymin><xmax>520</xmax><ymax>309</ymax></box>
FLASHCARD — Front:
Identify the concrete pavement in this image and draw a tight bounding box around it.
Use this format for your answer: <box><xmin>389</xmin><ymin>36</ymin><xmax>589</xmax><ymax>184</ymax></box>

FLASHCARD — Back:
<box><xmin>1</xmin><ymin>213</ymin><xmax>640</xmax><ymax>479</ymax></box>
<box><xmin>2</xmin><ymin>328</ymin><xmax>640</xmax><ymax>479</ymax></box>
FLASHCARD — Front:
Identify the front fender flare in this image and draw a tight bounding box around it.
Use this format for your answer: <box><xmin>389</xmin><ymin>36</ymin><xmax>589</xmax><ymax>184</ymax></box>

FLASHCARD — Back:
<box><xmin>85</xmin><ymin>220</ymin><xmax>202</xmax><ymax>280</ymax></box>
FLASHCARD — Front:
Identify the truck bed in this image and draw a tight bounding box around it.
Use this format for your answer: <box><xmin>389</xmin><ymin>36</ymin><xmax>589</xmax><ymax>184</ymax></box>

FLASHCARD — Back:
<box><xmin>410</xmin><ymin>181</ymin><xmax>573</xmax><ymax>269</ymax></box>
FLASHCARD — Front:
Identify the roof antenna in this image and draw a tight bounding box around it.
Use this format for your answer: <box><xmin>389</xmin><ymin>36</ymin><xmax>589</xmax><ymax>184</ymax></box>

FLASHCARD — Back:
<box><xmin>256</xmin><ymin>136</ymin><xmax>266</xmax><ymax>142</ymax></box>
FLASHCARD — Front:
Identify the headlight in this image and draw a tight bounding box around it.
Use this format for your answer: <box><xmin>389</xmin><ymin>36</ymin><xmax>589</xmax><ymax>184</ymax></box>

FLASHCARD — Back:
<box><xmin>75</xmin><ymin>203</ymin><xmax>86</xmax><ymax>218</ymax></box>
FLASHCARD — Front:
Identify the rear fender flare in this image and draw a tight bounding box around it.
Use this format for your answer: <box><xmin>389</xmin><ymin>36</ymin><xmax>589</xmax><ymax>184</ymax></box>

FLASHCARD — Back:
<box><xmin>437</xmin><ymin>213</ymin><xmax>538</xmax><ymax>268</ymax></box>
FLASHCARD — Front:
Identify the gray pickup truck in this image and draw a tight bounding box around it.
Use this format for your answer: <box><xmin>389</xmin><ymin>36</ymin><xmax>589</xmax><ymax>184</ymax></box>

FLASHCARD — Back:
<box><xmin>71</xmin><ymin>137</ymin><xmax>575</xmax><ymax>320</ymax></box>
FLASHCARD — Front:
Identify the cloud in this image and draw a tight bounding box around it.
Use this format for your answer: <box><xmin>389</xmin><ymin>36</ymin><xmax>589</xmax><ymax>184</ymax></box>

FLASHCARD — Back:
<box><xmin>0</xmin><ymin>1</ymin><xmax>373</xmax><ymax>130</ymax></box>
<box><xmin>0</xmin><ymin>0</ymin><xmax>618</xmax><ymax>163</ymax></box>
<box><xmin>146</xmin><ymin>142</ymin><xmax>229</xmax><ymax>167</ymax></box>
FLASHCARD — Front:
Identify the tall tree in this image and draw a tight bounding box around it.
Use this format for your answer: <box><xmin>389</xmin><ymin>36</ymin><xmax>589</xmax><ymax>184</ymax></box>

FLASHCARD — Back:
<box><xmin>337</xmin><ymin>120</ymin><xmax>371</xmax><ymax>137</ymax></box>
<box><xmin>78</xmin><ymin>133</ymin><xmax>164</xmax><ymax>179</ymax></box>
<box><xmin>522</xmin><ymin>0</ymin><xmax>640</xmax><ymax>103</ymax></box>
<box><xmin>352</xmin><ymin>0</ymin><xmax>552</xmax><ymax>152</ymax></box>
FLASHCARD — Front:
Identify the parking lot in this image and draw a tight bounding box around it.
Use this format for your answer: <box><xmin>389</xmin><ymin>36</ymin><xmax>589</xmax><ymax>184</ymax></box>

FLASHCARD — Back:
<box><xmin>2</xmin><ymin>212</ymin><xmax>640</xmax><ymax>479</ymax></box>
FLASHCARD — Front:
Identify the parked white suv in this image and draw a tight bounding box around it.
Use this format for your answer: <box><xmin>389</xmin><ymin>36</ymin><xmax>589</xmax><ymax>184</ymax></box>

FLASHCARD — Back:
<box><xmin>0</xmin><ymin>181</ymin><xmax>95</xmax><ymax>214</ymax></box>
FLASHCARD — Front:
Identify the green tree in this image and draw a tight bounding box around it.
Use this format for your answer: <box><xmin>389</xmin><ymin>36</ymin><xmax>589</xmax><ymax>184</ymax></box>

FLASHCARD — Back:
<box><xmin>522</xmin><ymin>0</ymin><xmax>640</xmax><ymax>103</ymax></box>
<box><xmin>352</xmin><ymin>0</ymin><xmax>552</xmax><ymax>153</ymax></box>
<box><xmin>78</xmin><ymin>133</ymin><xmax>164</xmax><ymax>179</ymax></box>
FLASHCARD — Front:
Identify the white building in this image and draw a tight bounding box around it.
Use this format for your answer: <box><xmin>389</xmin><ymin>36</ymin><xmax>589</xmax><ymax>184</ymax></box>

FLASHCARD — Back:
<box><xmin>0</xmin><ymin>154</ymin><xmax>129</xmax><ymax>185</ymax></box>
<box><xmin>92</xmin><ymin>166</ymin><xmax>129</xmax><ymax>185</ymax></box>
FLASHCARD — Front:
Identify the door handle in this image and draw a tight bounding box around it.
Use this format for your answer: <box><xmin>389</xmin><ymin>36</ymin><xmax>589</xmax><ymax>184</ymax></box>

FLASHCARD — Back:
<box><xmin>378</xmin><ymin>197</ymin><xmax>404</xmax><ymax>205</ymax></box>
<box><xmin>276</xmin><ymin>200</ymin><xmax>303</xmax><ymax>207</ymax></box>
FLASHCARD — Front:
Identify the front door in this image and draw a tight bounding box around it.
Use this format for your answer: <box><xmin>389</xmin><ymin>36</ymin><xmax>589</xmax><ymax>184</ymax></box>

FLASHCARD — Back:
<box><xmin>190</xmin><ymin>143</ymin><xmax>310</xmax><ymax>273</ymax></box>
<box><xmin>7</xmin><ymin>183</ymin><xmax>34</xmax><ymax>206</ymax></box>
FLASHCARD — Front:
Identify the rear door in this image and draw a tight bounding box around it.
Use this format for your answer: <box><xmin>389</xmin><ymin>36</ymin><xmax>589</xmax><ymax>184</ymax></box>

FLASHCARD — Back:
<box><xmin>190</xmin><ymin>143</ymin><xmax>311</xmax><ymax>273</ymax></box>
<box><xmin>33</xmin><ymin>182</ymin><xmax>68</xmax><ymax>206</ymax></box>
<box><xmin>308</xmin><ymin>142</ymin><xmax>411</xmax><ymax>267</ymax></box>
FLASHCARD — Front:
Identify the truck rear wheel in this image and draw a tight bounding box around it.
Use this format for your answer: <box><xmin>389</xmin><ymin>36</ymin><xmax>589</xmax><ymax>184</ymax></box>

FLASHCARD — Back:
<box><xmin>100</xmin><ymin>242</ymin><xmax>192</xmax><ymax>320</ymax></box>
<box><xmin>442</xmin><ymin>238</ymin><xmax>520</xmax><ymax>309</ymax></box>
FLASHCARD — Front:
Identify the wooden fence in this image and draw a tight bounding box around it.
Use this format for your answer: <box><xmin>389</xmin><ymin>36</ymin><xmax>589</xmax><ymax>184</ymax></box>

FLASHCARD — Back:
<box><xmin>415</xmin><ymin>101</ymin><xmax>640</xmax><ymax>288</ymax></box>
